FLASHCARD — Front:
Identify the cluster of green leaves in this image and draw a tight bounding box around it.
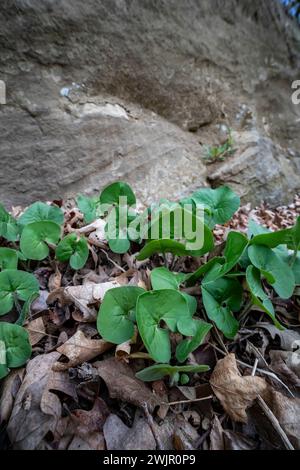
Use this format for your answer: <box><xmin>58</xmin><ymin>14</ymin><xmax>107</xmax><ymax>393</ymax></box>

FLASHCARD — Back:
<box><xmin>97</xmin><ymin>269</ymin><xmax>212</xmax><ymax>383</ymax></box>
<box><xmin>0</xmin><ymin>181</ymin><xmax>299</xmax><ymax>383</ymax></box>
<box><xmin>204</xmin><ymin>130</ymin><xmax>235</xmax><ymax>163</ymax></box>
<box><xmin>95</xmin><ymin>184</ymin><xmax>300</xmax><ymax>381</ymax></box>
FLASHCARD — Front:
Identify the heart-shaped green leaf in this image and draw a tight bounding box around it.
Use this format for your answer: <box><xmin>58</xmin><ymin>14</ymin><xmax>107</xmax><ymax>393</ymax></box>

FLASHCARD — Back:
<box><xmin>248</xmin><ymin>245</ymin><xmax>295</xmax><ymax>299</ymax></box>
<box><xmin>201</xmin><ymin>278</ymin><xmax>242</xmax><ymax>339</ymax></box>
<box><xmin>191</xmin><ymin>186</ymin><xmax>240</xmax><ymax>228</ymax></box>
<box><xmin>136</xmin><ymin>290</ymin><xmax>194</xmax><ymax>363</ymax></box>
<box><xmin>246</xmin><ymin>265</ymin><xmax>283</xmax><ymax>329</ymax></box>
<box><xmin>100</xmin><ymin>182</ymin><xmax>136</xmax><ymax>206</ymax></box>
<box><xmin>136</xmin><ymin>363</ymin><xmax>210</xmax><ymax>382</ymax></box>
<box><xmin>97</xmin><ymin>286</ymin><xmax>145</xmax><ymax>344</ymax></box>
<box><xmin>0</xmin><ymin>269</ymin><xmax>40</xmax><ymax>315</ymax></box>
<box><xmin>56</xmin><ymin>233</ymin><xmax>89</xmax><ymax>269</ymax></box>
<box><xmin>20</xmin><ymin>221</ymin><xmax>61</xmax><ymax>260</ymax></box>
<box><xmin>108</xmin><ymin>237</ymin><xmax>131</xmax><ymax>254</ymax></box>
<box><xmin>0</xmin><ymin>204</ymin><xmax>20</xmax><ymax>241</ymax></box>
<box><xmin>150</xmin><ymin>267</ymin><xmax>187</xmax><ymax>290</ymax></box>
<box><xmin>0</xmin><ymin>248</ymin><xmax>19</xmax><ymax>270</ymax></box>
<box><xmin>0</xmin><ymin>322</ymin><xmax>31</xmax><ymax>379</ymax></box>
<box><xmin>176</xmin><ymin>320</ymin><xmax>212</xmax><ymax>363</ymax></box>
<box><xmin>18</xmin><ymin>201</ymin><xmax>64</xmax><ymax>226</ymax></box>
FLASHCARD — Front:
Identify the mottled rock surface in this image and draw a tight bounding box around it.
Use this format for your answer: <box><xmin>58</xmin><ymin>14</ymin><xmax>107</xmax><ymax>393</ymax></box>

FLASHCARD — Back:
<box><xmin>0</xmin><ymin>0</ymin><xmax>299</xmax><ymax>207</ymax></box>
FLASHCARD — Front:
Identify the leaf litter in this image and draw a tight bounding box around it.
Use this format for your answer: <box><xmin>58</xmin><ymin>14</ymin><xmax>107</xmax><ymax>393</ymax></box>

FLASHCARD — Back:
<box><xmin>0</xmin><ymin>194</ymin><xmax>300</xmax><ymax>450</ymax></box>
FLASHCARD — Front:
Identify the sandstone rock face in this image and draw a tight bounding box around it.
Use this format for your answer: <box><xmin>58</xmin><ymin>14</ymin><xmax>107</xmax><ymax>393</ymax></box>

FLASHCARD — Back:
<box><xmin>0</xmin><ymin>0</ymin><xmax>299</xmax><ymax>207</ymax></box>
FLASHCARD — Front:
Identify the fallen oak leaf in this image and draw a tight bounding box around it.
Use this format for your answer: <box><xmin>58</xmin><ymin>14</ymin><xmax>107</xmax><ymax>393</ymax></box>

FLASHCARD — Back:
<box><xmin>94</xmin><ymin>357</ymin><xmax>160</xmax><ymax>412</ymax></box>
<box><xmin>210</xmin><ymin>353</ymin><xmax>268</xmax><ymax>422</ymax></box>
<box><xmin>25</xmin><ymin>316</ymin><xmax>46</xmax><ymax>346</ymax></box>
<box><xmin>53</xmin><ymin>330</ymin><xmax>113</xmax><ymax>371</ymax></box>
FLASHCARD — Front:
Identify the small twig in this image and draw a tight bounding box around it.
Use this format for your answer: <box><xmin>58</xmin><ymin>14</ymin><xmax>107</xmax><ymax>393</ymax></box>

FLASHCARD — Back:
<box><xmin>256</xmin><ymin>395</ymin><xmax>294</xmax><ymax>451</ymax></box>
<box><xmin>142</xmin><ymin>402</ymin><xmax>164</xmax><ymax>451</ymax></box>
<box><xmin>100</xmin><ymin>249</ymin><xmax>126</xmax><ymax>272</ymax></box>
<box><xmin>165</xmin><ymin>395</ymin><xmax>213</xmax><ymax>406</ymax></box>
<box><xmin>251</xmin><ymin>358</ymin><xmax>259</xmax><ymax>377</ymax></box>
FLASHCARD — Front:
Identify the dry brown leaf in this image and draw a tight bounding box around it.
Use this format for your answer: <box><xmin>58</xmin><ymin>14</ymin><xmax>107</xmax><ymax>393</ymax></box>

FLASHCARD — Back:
<box><xmin>6</xmin><ymin>352</ymin><xmax>61</xmax><ymax>450</ymax></box>
<box><xmin>25</xmin><ymin>316</ymin><xmax>46</xmax><ymax>346</ymax></box>
<box><xmin>0</xmin><ymin>368</ymin><xmax>25</xmax><ymax>424</ymax></box>
<box><xmin>94</xmin><ymin>357</ymin><xmax>159</xmax><ymax>412</ymax></box>
<box><xmin>210</xmin><ymin>353</ymin><xmax>268</xmax><ymax>422</ymax></box>
<box><xmin>265</xmin><ymin>389</ymin><xmax>300</xmax><ymax>450</ymax></box>
<box><xmin>53</xmin><ymin>330</ymin><xmax>113</xmax><ymax>371</ymax></box>
<box><xmin>104</xmin><ymin>413</ymin><xmax>156</xmax><ymax>450</ymax></box>
<box><xmin>31</xmin><ymin>290</ymin><xmax>49</xmax><ymax>314</ymax></box>
<box><xmin>48</xmin><ymin>265</ymin><xmax>62</xmax><ymax>291</ymax></box>
<box><xmin>269</xmin><ymin>350</ymin><xmax>300</xmax><ymax>387</ymax></box>
<box><xmin>173</xmin><ymin>415</ymin><xmax>199</xmax><ymax>450</ymax></box>
<box><xmin>115</xmin><ymin>340</ymin><xmax>131</xmax><ymax>361</ymax></box>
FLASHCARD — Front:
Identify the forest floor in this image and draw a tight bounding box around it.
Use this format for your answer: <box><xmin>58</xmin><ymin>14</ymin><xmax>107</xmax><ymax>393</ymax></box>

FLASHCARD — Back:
<box><xmin>0</xmin><ymin>195</ymin><xmax>300</xmax><ymax>451</ymax></box>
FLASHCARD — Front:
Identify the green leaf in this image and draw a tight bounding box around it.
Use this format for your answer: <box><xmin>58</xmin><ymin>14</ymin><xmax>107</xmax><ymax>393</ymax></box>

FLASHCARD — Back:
<box><xmin>137</xmin><ymin>239</ymin><xmax>191</xmax><ymax>260</ymax></box>
<box><xmin>137</xmin><ymin>228</ymin><xmax>214</xmax><ymax>260</ymax></box>
<box><xmin>100</xmin><ymin>182</ymin><xmax>136</xmax><ymax>206</ymax></box>
<box><xmin>176</xmin><ymin>320</ymin><xmax>212</xmax><ymax>363</ymax></box>
<box><xmin>0</xmin><ymin>204</ymin><xmax>20</xmax><ymax>241</ymax></box>
<box><xmin>97</xmin><ymin>286</ymin><xmax>145</xmax><ymax>344</ymax></box>
<box><xmin>248</xmin><ymin>245</ymin><xmax>295</xmax><ymax>299</ymax></box>
<box><xmin>150</xmin><ymin>267</ymin><xmax>186</xmax><ymax>290</ymax></box>
<box><xmin>56</xmin><ymin>233</ymin><xmax>89</xmax><ymax>269</ymax></box>
<box><xmin>136</xmin><ymin>290</ymin><xmax>193</xmax><ymax>363</ymax></box>
<box><xmin>201</xmin><ymin>278</ymin><xmax>242</xmax><ymax>339</ymax></box>
<box><xmin>0</xmin><ymin>322</ymin><xmax>31</xmax><ymax>378</ymax></box>
<box><xmin>191</xmin><ymin>186</ymin><xmax>240</xmax><ymax>227</ymax></box>
<box><xmin>249</xmin><ymin>217</ymin><xmax>300</xmax><ymax>251</ymax></box>
<box><xmin>0</xmin><ymin>248</ymin><xmax>19</xmax><ymax>270</ymax></box>
<box><xmin>185</xmin><ymin>257</ymin><xmax>225</xmax><ymax>286</ymax></box>
<box><xmin>246</xmin><ymin>265</ymin><xmax>283</xmax><ymax>329</ymax></box>
<box><xmin>76</xmin><ymin>194</ymin><xmax>99</xmax><ymax>224</ymax></box>
<box><xmin>0</xmin><ymin>269</ymin><xmax>40</xmax><ymax>316</ymax></box>
<box><xmin>19</xmin><ymin>202</ymin><xmax>64</xmax><ymax>226</ymax></box>
<box><xmin>15</xmin><ymin>292</ymin><xmax>39</xmax><ymax>326</ymax></box>
<box><xmin>136</xmin><ymin>363</ymin><xmax>210</xmax><ymax>382</ymax></box>
<box><xmin>20</xmin><ymin>221</ymin><xmax>61</xmax><ymax>260</ymax></box>
<box><xmin>201</xmin><ymin>232</ymin><xmax>248</xmax><ymax>285</ymax></box>
<box><xmin>108</xmin><ymin>237</ymin><xmax>130</xmax><ymax>254</ymax></box>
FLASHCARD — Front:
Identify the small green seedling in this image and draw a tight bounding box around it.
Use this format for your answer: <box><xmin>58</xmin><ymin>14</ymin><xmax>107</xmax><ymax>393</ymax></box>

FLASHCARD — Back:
<box><xmin>56</xmin><ymin>233</ymin><xmax>89</xmax><ymax>269</ymax></box>
<box><xmin>0</xmin><ymin>322</ymin><xmax>31</xmax><ymax>379</ymax></box>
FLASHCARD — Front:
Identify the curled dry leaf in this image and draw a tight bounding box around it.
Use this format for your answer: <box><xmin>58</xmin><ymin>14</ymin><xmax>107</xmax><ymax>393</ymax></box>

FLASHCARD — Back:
<box><xmin>94</xmin><ymin>357</ymin><xmax>160</xmax><ymax>412</ymax></box>
<box><xmin>48</xmin><ymin>280</ymin><xmax>122</xmax><ymax>322</ymax></box>
<box><xmin>48</xmin><ymin>264</ymin><xmax>62</xmax><ymax>291</ymax></box>
<box><xmin>78</xmin><ymin>218</ymin><xmax>106</xmax><ymax>235</ymax></box>
<box><xmin>53</xmin><ymin>329</ymin><xmax>113</xmax><ymax>371</ymax></box>
<box><xmin>6</xmin><ymin>352</ymin><xmax>61</xmax><ymax>450</ymax></box>
<box><xmin>210</xmin><ymin>353</ymin><xmax>268</xmax><ymax>422</ymax></box>
<box><xmin>115</xmin><ymin>340</ymin><xmax>131</xmax><ymax>362</ymax></box>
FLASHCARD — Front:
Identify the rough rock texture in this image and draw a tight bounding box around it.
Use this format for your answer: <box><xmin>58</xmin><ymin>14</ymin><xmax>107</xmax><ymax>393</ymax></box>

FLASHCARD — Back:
<box><xmin>0</xmin><ymin>0</ymin><xmax>299</xmax><ymax>207</ymax></box>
